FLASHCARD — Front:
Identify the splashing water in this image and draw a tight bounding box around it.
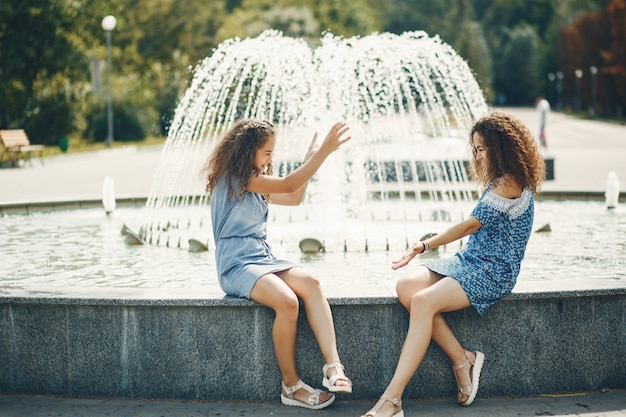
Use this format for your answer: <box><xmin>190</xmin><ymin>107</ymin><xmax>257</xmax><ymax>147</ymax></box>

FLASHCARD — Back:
<box><xmin>133</xmin><ymin>30</ymin><xmax>488</xmax><ymax>251</ymax></box>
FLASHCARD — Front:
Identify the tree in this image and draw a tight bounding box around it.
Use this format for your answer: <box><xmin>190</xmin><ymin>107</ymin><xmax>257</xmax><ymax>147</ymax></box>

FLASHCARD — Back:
<box><xmin>0</xmin><ymin>0</ymin><xmax>80</xmax><ymax>141</ymax></box>
<box><xmin>216</xmin><ymin>2</ymin><xmax>320</xmax><ymax>42</ymax></box>
<box><xmin>382</xmin><ymin>0</ymin><xmax>454</xmax><ymax>35</ymax></box>
<box><xmin>602</xmin><ymin>0</ymin><xmax>626</xmax><ymax>112</ymax></box>
<box><xmin>557</xmin><ymin>0</ymin><xmax>626</xmax><ymax>116</ymax></box>
<box><xmin>494</xmin><ymin>24</ymin><xmax>541</xmax><ymax>105</ymax></box>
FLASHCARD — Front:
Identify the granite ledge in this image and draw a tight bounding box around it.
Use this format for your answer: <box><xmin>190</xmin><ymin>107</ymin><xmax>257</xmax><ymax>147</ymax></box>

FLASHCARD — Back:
<box><xmin>0</xmin><ymin>284</ymin><xmax>624</xmax><ymax>307</ymax></box>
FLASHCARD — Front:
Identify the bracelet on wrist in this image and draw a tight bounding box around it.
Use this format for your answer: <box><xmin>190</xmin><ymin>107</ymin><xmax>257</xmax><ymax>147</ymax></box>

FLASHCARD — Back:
<box><xmin>421</xmin><ymin>241</ymin><xmax>429</xmax><ymax>254</ymax></box>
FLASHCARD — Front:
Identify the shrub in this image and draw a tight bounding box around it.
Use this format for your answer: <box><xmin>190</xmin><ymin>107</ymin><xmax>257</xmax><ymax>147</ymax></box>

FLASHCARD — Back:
<box><xmin>86</xmin><ymin>99</ymin><xmax>147</xmax><ymax>143</ymax></box>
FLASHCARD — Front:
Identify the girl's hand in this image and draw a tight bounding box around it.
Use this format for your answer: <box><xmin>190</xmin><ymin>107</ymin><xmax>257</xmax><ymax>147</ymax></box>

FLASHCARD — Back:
<box><xmin>391</xmin><ymin>244</ymin><xmax>420</xmax><ymax>270</ymax></box>
<box><xmin>304</xmin><ymin>132</ymin><xmax>319</xmax><ymax>161</ymax></box>
<box><xmin>320</xmin><ymin>122</ymin><xmax>351</xmax><ymax>153</ymax></box>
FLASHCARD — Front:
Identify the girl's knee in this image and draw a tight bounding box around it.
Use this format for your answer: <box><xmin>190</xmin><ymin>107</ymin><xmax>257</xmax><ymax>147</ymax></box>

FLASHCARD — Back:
<box><xmin>409</xmin><ymin>291</ymin><xmax>434</xmax><ymax>315</ymax></box>
<box><xmin>396</xmin><ymin>273</ymin><xmax>423</xmax><ymax>304</ymax></box>
<box><xmin>300</xmin><ymin>273</ymin><xmax>324</xmax><ymax>297</ymax></box>
<box><xmin>396</xmin><ymin>276</ymin><xmax>413</xmax><ymax>297</ymax></box>
<box><xmin>275</xmin><ymin>291</ymin><xmax>300</xmax><ymax>316</ymax></box>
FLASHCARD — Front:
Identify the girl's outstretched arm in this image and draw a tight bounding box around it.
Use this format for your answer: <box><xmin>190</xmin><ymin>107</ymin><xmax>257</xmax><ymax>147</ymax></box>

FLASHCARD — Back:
<box><xmin>269</xmin><ymin>133</ymin><xmax>320</xmax><ymax>205</ymax></box>
<box><xmin>247</xmin><ymin>122</ymin><xmax>351</xmax><ymax>203</ymax></box>
<box><xmin>391</xmin><ymin>216</ymin><xmax>482</xmax><ymax>270</ymax></box>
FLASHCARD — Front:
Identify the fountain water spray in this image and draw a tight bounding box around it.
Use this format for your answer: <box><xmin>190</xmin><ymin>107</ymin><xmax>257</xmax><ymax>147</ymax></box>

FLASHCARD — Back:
<box><xmin>605</xmin><ymin>171</ymin><xmax>620</xmax><ymax>209</ymax></box>
<box><xmin>102</xmin><ymin>175</ymin><xmax>116</xmax><ymax>215</ymax></box>
<box><xmin>129</xmin><ymin>30</ymin><xmax>488</xmax><ymax>252</ymax></box>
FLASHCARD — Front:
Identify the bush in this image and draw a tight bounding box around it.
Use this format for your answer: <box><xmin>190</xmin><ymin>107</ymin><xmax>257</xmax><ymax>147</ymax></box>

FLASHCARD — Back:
<box><xmin>86</xmin><ymin>99</ymin><xmax>147</xmax><ymax>143</ymax></box>
<box><xmin>22</xmin><ymin>74</ymin><xmax>81</xmax><ymax>146</ymax></box>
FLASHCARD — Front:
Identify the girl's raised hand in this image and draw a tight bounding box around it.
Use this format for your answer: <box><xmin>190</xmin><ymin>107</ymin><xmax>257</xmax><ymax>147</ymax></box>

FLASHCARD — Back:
<box><xmin>320</xmin><ymin>122</ymin><xmax>351</xmax><ymax>153</ymax></box>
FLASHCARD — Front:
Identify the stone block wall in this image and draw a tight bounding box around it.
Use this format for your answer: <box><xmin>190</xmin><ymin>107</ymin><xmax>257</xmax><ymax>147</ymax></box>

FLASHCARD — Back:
<box><xmin>0</xmin><ymin>289</ymin><xmax>624</xmax><ymax>401</ymax></box>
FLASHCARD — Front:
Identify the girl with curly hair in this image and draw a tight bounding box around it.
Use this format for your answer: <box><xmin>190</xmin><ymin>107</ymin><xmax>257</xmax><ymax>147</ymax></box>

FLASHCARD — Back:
<box><xmin>361</xmin><ymin>111</ymin><xmax>546</xmax><ymax>417</ymax></box>
<box><xmin>205</xmin><ymin>119</ymin><xmax>352</xmax><ymax>410</ymax></box>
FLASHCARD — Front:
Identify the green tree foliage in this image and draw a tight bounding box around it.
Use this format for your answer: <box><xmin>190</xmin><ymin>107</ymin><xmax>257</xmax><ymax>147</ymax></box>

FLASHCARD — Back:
<box><xmin>382</xmin><ymin>0</ymin><xmax>454</xmax><ymax>34</ymax></box>
<box><xmin>494</xmin><ymin>24</ymin><xmax>541</xmax><ymax>105</ymax></box>
<box><xmin>1</xmin><ymin>0</ymin><xmax>621</xmax><ymax>144</ymax></box>
<box><xmin>217</xmin><ymin>0</ymin><xmax>382</xmax><ymax>42</ymax></box>
<box><xmin>308</xmin><ymin>0</ymin><xmax>382</xmax><ymax>37</ymax></box>
<box><xmin>0</xmin><ymin>0</ymin><xmax>84</xmax><ymax>143</ymax></box>
<box><xmin>216</xmin><ymin>2</ymin><xmax>320</xmax><ymax>42</ymax></box>
<box><xmin>382</xmin><ymin>0</ymin><xmax>493</xmax><ymax>102</ymax></box>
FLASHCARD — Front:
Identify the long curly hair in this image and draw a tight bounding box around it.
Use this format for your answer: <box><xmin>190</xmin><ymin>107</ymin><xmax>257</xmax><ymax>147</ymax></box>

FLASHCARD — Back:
<box><xmin>204</xmin><ymin>119</ymin><xmax>275</xmax><ymax>200</ymax></box>
<box><xmin>469</xmin><ymin>111</ymin><xmax>545</xmax><ymax>193</ymax></box>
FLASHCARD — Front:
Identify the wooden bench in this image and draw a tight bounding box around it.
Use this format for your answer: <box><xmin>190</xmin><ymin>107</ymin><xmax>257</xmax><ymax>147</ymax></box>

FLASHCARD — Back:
<box><xmin>0</xmin><ymin>129</ymin><xmax>45</xmax><ymax>167</ymax></box>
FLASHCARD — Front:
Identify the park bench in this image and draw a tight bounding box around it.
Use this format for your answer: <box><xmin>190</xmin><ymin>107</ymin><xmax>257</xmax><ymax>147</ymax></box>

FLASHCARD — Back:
<box><xmin>0</xmin><ymin>129</ymin><xmax>45</xmax><ymax>167</ymax></box>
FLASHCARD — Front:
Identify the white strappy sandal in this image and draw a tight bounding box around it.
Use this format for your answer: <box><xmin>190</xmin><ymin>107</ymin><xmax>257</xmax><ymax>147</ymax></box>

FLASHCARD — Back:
<box><xmin>453</xmin><ymin>350</ymin><xmax>485</xmax><ymax>406</ymax></box>
<box><xmin>280</xmin><ymin>379</ymin><xmax>335</xmax><ymax>410</ymax></box>
<box><xmin>322</xmin><ymin>361</ymin><xmax>353</xmax><ymax>393</ymax></box>
<box><xmin>361</xmin><ymin>394</ymin><xmax>404</xmax><ymax>417</ymax></box>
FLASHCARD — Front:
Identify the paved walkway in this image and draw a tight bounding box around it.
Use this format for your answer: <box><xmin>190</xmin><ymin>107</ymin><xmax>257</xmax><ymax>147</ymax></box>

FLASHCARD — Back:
<box><xmin>1</xmin><ymin>108</ymin><xmax>625</xmax><ymax>416</ymax></box>
<box><xmin>1</xmin><ymin>389</ymin><xmax>625</xmax><ymax>417</ymax></box>
<box><xmin>1</xmin><ymin>108</ymin><xmax>626</xmax><ymax>204</ymax></box>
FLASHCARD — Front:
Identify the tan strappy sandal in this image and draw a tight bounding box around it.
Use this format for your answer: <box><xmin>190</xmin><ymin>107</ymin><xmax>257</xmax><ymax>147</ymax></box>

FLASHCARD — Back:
<box><xmin>280</xmin><ymin>379</ymin><xmax>335</xmax><ymax>410</ymax></box>
<box><xmin>322</xmin><ymin>361</ymin><xmax>352</xmax><ymax>393</ymax></box>
<box><xmin>361</xmin><ymin>394</ymin><xmax>404</xmax><ymax>417</ymax></box>
<box><xmin>452</xmin><ymin>350</ymin><xmax>485</xmax><ymax>406</ymax></box>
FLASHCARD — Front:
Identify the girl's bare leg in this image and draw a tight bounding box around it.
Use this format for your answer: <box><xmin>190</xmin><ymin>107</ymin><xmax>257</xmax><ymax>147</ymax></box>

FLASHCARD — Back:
<box><xmin>363</xmin><ymin>277</ymin><xmax>471</xmax><ymax>417</ymax></box>
<box><xmin>278</xmin><ymin>267</ymin><xmax>351</xmax><ymax>389</ymax></box>
<box><xmin>396</xmin><ymin>267</ymin><xmax>476</xmax><ymax>403</ymax></box>
<box><xmin>250</xmin><ymin>273</ymin><xmax>333</xmax><ymax>404</ymax></box>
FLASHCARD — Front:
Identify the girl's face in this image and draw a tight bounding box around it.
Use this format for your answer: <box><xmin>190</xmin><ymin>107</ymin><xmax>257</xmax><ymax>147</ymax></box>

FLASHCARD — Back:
<box><xmin>472</xmin><ymin>132</ymin><xmax>489</xmax><ymax>167</ymax></box>
<box><xmin>253</xmin><ymin>135</ymin><xmax>276</xmax><ymax>174</ymax></box>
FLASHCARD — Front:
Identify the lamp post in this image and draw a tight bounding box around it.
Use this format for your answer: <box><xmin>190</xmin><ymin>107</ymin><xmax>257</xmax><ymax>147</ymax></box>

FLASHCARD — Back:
<box><xmin>101</xmin><ymin>15</ymin><xmax>117</xmax><ymax>147</ymax></box>
<box><xmin>556</xmin><ymin>71</ymin><xmax>563</xmax><ymax>109</ymax></box>
<box><xmin>590</xmin><ymin>65</ymin><xmax>598</xmax><ymax>117</ymax></box>
<box><xmin>575</xmin><ymin>69</ymin><xmax>583</xmax><ymax>111</ymax></box>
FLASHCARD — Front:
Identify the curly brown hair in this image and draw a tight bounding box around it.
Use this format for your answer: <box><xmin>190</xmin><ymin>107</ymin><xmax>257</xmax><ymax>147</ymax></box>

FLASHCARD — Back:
<box><xmin>469</xmin><ymin>111</ymin><xmax>545</xmax><ymax>193</ymax></box>
<box><xmin>204</xmin><ymin>119</ymin><xmax>275</xmax><ymax>200</ymax></box>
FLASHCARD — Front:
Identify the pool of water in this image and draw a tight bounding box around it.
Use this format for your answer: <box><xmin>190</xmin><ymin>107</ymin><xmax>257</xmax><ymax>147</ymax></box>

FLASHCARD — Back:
<box><xmin>1</xmin><ymin>200</ymin><xmax>625</xmax><ymax>296</ymax></box>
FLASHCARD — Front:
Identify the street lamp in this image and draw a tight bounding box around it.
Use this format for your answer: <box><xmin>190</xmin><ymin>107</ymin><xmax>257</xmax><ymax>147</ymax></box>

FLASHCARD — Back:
<box><xmin>101</xmin><ymin>15</ymin><xmax>117</xmax><ymax>147</ymax></box>
<box><xmin>574</xmin><ymin>69</ymin><xmax>583</xmax><ymax>111</ymax></box>
<box><xmin>590</xmin><ymin>65</ymin><xmax>598</xmax><ymax>117</ymax></box>
<box><xmin>555</xmin><ymin>71</ymin><xmax>563</xmax><ymax>109</ymax></box>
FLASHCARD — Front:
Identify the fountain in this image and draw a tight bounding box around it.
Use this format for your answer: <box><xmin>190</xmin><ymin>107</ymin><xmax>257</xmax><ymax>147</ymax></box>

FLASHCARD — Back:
<box><xmin>1</xmin><ymin>31</ymin><xmax>624</xmax><ymax>404</ymax></box>
<box><xmin>130</xmin><ymin>30</ymin><xmax>488</xmax><ymax>252</ymax></box>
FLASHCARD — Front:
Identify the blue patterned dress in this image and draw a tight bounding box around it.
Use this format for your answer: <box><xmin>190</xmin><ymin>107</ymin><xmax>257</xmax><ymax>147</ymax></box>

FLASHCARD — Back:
<box><xmin>424</xmin><ymin>187</ymin><xmax>534</xmax><ymax>316</ymax></box>
<box><xmin>210</xmin><ymin>176</ymin><xmax>296</xmax><ymax>298</ymax></box>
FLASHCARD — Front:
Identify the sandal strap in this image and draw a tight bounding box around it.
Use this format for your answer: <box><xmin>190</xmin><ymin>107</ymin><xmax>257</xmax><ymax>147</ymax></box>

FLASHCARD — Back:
<box><xmin>364</xmin><ymin>394</ymin><xmax>402</xmax><ymax>416</ymax></box>
<box><xmin>323</xmin><ymin>361</ymin><xmax>350</xmax><ymax>385</ymax></box>
<box><xmin>381</xmin><ymin>394</ymin><xmax>402</xmax><ymax>408</ymax></box>
<box><xmin>458</xmin><ymin>383</ymin><xmax>472</xmax><ymax>395</ymax></box>
<box><xmin>452</xmin><ymin>351</ymin><xmax>475</xmax><ymax>395</ymax></box>
<box><xmin>281</xmin><ymin>379</ymin><xmax>321</xmax><ymax>406</ymax></box>
<box><xmin>282</xmin><ymin>379</ymin><xmax>305</xmax><ymax>396</ymax></box>
<box><xmin>323</xmin><ymin>361</ymin><xmax>345</xmax><ymax>375</ymax></box>
<box><xmin>452</xmin><ymin>350</ymin><xmax>474</xmax><ymax>371</ymax></box>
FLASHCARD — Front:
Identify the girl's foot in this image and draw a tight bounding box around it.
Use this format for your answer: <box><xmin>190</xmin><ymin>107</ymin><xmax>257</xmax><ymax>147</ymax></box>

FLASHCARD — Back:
<box><xmin>281</xmin><ymin>379</ymin><xmax>335</xmax><ymax>410</ymax></box>
<box><xmin>361</xmin><ymin>394</ymin><xmax>404</xmax><ymax>417</ymax></box>
<box><xmin>322</xmin><ymin>361</ymin><xmax>352</xmax><ymax>393</ymax></box>
<box><xmin>452</xmin><ymin>350</ymin><xmax>484</xmax><ymax>406</ymax></box>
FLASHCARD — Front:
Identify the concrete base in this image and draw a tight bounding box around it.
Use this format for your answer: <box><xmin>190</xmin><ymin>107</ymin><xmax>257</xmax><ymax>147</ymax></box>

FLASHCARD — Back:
<box><xmin>1</xmin><ymin>288</ymin><xmax>624</xmax><ymax>401</ymax></box>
